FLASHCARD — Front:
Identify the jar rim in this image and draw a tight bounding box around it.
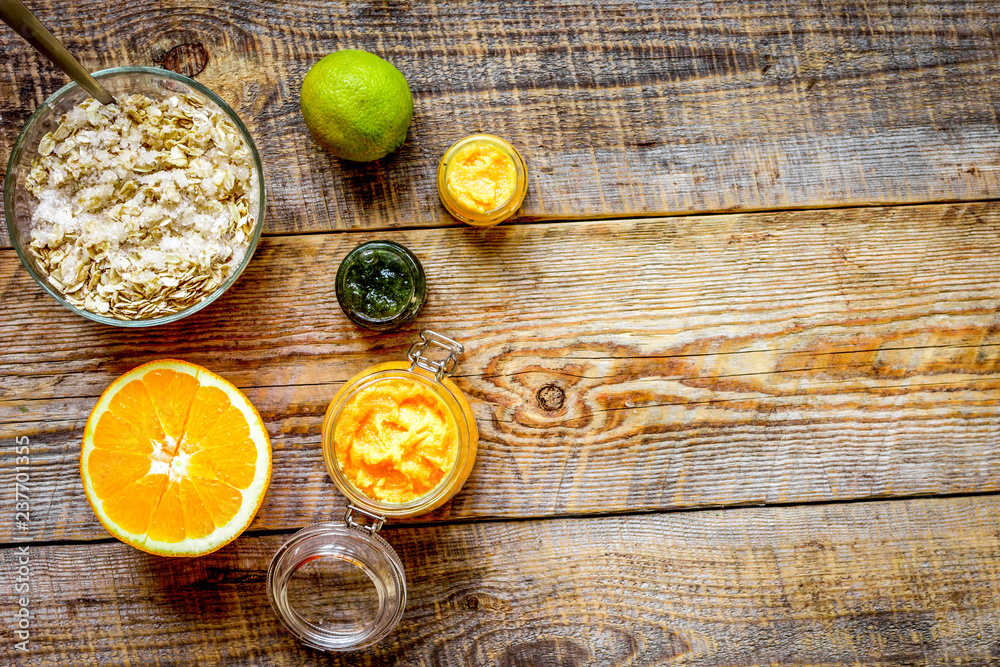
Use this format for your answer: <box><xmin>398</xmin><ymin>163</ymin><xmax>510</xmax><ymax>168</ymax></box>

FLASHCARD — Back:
<box><xmin>322</xmin><ymin>364</ymin><xmax>477</xmax><ymax>518</ymax></box>
<box><xmin>436</xmin><ymin>134</ymin><xmax>528</xmax><ymax>226</ymax></box>
<box><xmin>266</xmin><ymin>522</ymin><xmax>406</xmax><ymax>651</ymax></box>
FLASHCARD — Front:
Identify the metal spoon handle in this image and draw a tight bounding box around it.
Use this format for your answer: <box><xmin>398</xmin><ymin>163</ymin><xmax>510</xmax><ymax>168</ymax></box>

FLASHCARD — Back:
<box><xmin>0</xmin><ymin>0</ymin><xmax>115</xmax><ymax>105</ymax></box>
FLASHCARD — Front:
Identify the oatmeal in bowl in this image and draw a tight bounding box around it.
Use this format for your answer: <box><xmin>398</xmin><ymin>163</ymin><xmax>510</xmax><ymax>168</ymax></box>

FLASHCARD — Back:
<box><xmin>5</xmin><ymin>67</ymin><xmax>265</xmax><ymax>326</ymax></box>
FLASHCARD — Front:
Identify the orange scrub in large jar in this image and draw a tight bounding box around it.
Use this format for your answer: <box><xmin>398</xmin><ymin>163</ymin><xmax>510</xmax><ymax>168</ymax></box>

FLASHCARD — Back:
<box><xmin>334</xmin><ymin>378</ymin><xmax>459</xmax><ymax>504</ymax></box>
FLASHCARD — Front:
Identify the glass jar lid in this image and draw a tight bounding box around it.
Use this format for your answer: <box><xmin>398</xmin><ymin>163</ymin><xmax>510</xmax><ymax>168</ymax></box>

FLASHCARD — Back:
<box><xmin>267</xmin><ymin>507</ymin><xmax>406</xmax><ymax>652</ymax></box>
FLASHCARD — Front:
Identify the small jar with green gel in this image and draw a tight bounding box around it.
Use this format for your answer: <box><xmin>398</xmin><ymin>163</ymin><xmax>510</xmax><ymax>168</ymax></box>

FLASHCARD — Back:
<box><xmin>335</xmin><ymin>241</ymin><xmax>427</xmax><ymax>331</ymax></box>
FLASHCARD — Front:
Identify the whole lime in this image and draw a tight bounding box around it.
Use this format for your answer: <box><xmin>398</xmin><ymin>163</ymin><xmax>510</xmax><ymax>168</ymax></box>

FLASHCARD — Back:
<box><xmin>300</xmin><ymin>50</ymin><xmax>414</xmax><ymax>162</ymax></box>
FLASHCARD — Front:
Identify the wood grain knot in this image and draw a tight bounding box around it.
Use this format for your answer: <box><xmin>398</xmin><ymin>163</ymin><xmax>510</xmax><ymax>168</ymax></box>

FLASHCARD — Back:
<box><xmin>536</xmin><ymin>384</ymin><xmax>565</xmax><ymax>411</ymax></box>
<box><xmin>159</xmin><ymin>43</ymin><xmax>209</xmax><ymax>77</ymax></box>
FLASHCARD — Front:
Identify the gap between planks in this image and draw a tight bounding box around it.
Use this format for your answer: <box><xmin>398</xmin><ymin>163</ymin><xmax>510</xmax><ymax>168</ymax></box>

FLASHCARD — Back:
<box><xmin>263</xmin><ymin>195</ymin><xmax>1000</xmax><ymax>239</ymax></box>
<box><xmin>3</xmin><ymin>195</ymin><xmax>1000</xmax><ymax>252</ymax></box>
<box><xmin>5</xmin><ymin>487</ymin><xmax>1000</xmax><ymax>552</ymax></box>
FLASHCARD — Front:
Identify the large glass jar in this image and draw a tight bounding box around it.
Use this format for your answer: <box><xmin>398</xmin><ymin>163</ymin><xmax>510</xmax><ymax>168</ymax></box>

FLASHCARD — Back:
<box><xmin>267</xmin><ymin>331</ymin><xmax>478</xmax><ymax>651</ymax></box>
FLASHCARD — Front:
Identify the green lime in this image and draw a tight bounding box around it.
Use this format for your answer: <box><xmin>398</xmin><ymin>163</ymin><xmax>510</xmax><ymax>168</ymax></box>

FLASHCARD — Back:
<box><xmin>300</xmin><ymin>50</ymin><xmax>414</xmax><ymax>162</ymax></box>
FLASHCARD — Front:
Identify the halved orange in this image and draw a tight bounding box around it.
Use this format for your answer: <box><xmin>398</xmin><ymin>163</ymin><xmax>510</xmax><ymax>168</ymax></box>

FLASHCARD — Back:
<box><xmin>81</xmin><ymin>360</ymin><xmax>271</xmax><ymax>557</ymax></box>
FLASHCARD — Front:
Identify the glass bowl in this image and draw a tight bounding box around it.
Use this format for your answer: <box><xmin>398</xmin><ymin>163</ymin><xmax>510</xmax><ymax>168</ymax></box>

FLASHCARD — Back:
<box><xmin>3</xmin><ymin>66</ymin><xmax>266</xmax><ymax>327</ymax></box>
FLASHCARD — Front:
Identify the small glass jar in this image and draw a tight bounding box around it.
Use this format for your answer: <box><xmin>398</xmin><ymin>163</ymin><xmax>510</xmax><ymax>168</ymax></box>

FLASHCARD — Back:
<box><xmin>335</xmin><ymin>240</ymin><xmax>427</xmax><ymax>331</ymax></box>
<box><xmin>267</xmin><ymin>331</ymin><xmax>478</xmax><ymax>651</ymax></box>
<box><xmin>437</xmin><ymin>134</ymin><xmax>528</xmax><ymax>227</ymax></box>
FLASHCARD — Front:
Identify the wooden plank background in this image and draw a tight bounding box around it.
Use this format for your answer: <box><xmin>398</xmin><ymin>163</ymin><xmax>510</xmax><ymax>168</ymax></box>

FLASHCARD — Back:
<box><xmin>3</xmin><ymin>0</ymin><xmax>1000</xmax><ymax>664</ymax></box>
<box><xmin>1</xmin><ymin>496</ymin><xmax>999</xmax><ymax>666</ymax></box>
<box><xmin>2</xmin><ymin>0</ymin><xmax>1000</xmax><ymax>245</ymax></box>
<box><xmin>3</xmin><ymin>201</ymin><xmax>1000</xmax><ymax>543</ymax></box>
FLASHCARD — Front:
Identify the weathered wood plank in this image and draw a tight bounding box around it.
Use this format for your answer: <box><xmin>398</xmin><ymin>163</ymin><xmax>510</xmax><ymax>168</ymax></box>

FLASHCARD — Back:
<box><xmin>2</xmin><ymin>496</ymin><xmax>999</xmax><ymax>665</ymax></box>
<box><xmin>3</xmin><ymin>0</ymin><xmax>1000</xmax><ymax>245</ymax></box>
<box><xmin>2</xmin><ymin>202</ymin><xmax>999</xmax><ymax>541</ymax></box>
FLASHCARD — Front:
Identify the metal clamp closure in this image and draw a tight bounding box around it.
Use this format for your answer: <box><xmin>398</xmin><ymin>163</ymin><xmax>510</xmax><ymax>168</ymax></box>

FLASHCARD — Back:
<box><xmin>407</xmin><ymin>329</ymin><xmax>464</xmax><ymax>381</ymax></box>
<box><xmin>344</xmin><ymin>504</ymin><xmax>385</xmax><ymax>535</ymax></box>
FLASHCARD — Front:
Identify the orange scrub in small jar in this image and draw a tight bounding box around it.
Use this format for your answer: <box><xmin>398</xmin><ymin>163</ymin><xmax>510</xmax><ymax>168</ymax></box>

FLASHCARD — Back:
<box><xmin>446</xmin><ymin>143</ymin><xmax>517</xmax><ymax>213</ymax></box>
<box><xmin>334</xmin><ymin>378</ymin><xmax>459</xmax><ymax>504</ymax></box>
<box><xmin>437</xmin><ymin>134</ymin><xmax>528</xmax><ymax>226</ymax></box>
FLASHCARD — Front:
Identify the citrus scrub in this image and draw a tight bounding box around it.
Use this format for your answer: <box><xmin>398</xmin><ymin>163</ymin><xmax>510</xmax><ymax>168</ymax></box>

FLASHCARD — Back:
<box><xmin>300</xmin><ymin>50</ymin><xmax>413</xmax><ymax>162</ymax></box>
<box><xmin>333</xmin><ymin>377</ymin><xmax>458</xmax><ymax>504</ymax></box>
<box><xmin>447</xmin><ymin>143</ymin><xmax>516</xmax><ymax>213</ymax></box>
<box><xmin>81</xmin><ymin>360</ymin><xmax>271</xmax><ymax>556</ymax></box>
<box><xmin>437</xmin><ymin>134</ymin><xmax>528</xmax><ymax>226</ymax></box>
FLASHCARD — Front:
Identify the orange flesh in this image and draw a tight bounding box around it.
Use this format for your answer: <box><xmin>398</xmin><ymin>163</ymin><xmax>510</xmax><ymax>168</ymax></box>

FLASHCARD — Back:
<box><xmin>445</xmin><ymin>142</ymin><xmax>517</xmax><ymax>214</ymax></box>
<box><xmin>88</xmin><ymin>370</ymin><xmax>257</xmax><ymax>543</ymax></box>
<box><xmin>334</xmin><ymin>378</ymin><xmax>458</xmax><ymax>504</ymax></box>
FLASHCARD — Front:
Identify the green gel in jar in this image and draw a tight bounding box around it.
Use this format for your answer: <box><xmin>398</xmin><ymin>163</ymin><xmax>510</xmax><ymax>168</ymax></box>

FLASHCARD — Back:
<box><xmin>344</xmin><ymin>250</ymin><xmax>412</xmax><ymax>319</ymax></box>
<box><xmin>335</xmin><ymin>241</ymin><xmax>427</xmax><ymax>331</ymax></box>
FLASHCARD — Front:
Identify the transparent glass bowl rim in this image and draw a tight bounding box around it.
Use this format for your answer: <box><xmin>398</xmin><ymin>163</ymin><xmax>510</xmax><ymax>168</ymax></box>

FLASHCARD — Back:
<box><xmin>3</xmin><ymin>65</ymin><xmax>267</xmax><ymax>327</ymax></box>
<box><xmin>322</xmin><ymin>366</ymin><xmax>475</xmax><ymax>518</ymax></box>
